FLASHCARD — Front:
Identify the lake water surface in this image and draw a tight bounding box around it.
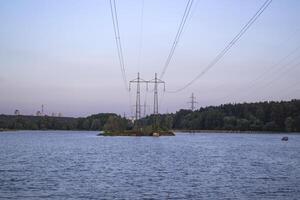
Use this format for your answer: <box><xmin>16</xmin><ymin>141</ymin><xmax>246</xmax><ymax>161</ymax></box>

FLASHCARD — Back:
<box><xmin>0</xmin><ymin>131</ymin><xmax>300</xmax><ymax>199</ymax></box>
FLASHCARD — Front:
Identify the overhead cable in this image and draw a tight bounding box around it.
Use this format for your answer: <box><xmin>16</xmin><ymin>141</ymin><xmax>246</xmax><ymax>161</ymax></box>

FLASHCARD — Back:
<box><xmin>160</xmin><ymin>0</ymin><xmax>194</xmax><ymax>79</ymax></box>
<box><xmin>167</xmin><ymin>0</ymin><xmax>273</xmax><ymax>93</ymax></box>
<box><xmin>109</xmin><ymin>0</ymin><xmax>128</xmax><ymax>91</ymax></box>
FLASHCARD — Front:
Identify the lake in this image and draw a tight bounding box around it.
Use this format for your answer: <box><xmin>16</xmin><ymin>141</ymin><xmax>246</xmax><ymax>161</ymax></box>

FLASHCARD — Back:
<box><xmin>0</xmin><ymin>131</ymin><xmax>300</xmax><ymax>199</ymax></box>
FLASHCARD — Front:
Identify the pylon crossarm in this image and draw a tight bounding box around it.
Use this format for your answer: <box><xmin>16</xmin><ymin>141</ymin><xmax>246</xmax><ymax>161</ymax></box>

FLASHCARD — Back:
<box><xmin>148</xmin><ymin>80</ymin><xmax>164</xmax><ymax>84</ymax></box>
<box><xmin>130</xmin><ymin>79</ymin><xmax>148</xmax><ymax>83</ymax></box>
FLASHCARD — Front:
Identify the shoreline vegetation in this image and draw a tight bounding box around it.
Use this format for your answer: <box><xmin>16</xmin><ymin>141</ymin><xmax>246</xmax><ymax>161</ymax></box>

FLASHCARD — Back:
<box><xmin>1</xmin><ymin>99</ymin><xmax>300</xmax><ymax>134</ymax></box>
<box><xmin>174</xmin><ymin>130</ymin><xmax>300</xmax><ymax>134</ymax></box>
<box><xmin>1</xmin><ymin>128</ymin><xmax>298</xmax><ymax>135</ymax></box>
<box><xmin>0</xmin><ymin>128</ymin><xmax>16</xmax><ymax>132</ymax></box>
<box><xmin>100</xmin><ymin>130</ymin><xmax>175</xmax><ymax>136</ymax></box>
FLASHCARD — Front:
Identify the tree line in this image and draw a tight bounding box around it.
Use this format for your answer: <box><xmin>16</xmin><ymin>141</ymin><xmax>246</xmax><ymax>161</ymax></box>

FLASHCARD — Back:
<box><xmin>146</xmin><ymin>99</ymin><xmax>300</xmax><ymax>132</ymax></box>
<box><xmin>1</xmin><ymin>99</ymin><xmax>300</xmax><ymax>132</ymax></box>
<box><xmin>0</xmin><ymin>113</ymin><xmax>131</xmax><ymax>131</ymax></box>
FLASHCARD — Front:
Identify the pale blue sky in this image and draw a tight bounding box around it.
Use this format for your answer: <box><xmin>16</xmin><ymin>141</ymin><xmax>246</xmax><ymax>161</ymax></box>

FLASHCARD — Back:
<box><xmin>0</xmin><ymin>0</ymin><xmax>300</xmax><ymax>117</ymax></box>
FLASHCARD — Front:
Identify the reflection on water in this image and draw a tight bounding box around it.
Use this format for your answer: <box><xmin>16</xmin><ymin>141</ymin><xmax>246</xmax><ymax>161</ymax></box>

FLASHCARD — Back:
<box><xmin>0</xmin><ymin>131</ymin><xmax>300</xmax><ymax>199</ymax></box>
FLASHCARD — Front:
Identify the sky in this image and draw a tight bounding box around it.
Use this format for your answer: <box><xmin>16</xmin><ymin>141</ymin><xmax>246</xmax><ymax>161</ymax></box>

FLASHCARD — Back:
<box><xmin>0</xmin><ymin>0</ymin><xmax>300</xmax><ymax>117</ymax></box>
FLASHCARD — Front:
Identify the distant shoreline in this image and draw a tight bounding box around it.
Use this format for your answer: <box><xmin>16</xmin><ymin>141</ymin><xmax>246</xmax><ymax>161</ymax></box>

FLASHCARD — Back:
<box><xmin>0</xmin><ymin>128</ymin><xmax>16</xmax><ymax>132</ymax></box>
<box><xmin>1</xmin><ymin>129</ymin><xmax>299</xmax><ymax>134</ymax></box>
<box><xmin>174</xmin><ymin>129</ymin><xmax>300</xmax><ymax>134</ymax></box>
<box><xmin>0</xmin><ymin>129</ymin><xmax>97</xmax><ymax>132</ymax></box>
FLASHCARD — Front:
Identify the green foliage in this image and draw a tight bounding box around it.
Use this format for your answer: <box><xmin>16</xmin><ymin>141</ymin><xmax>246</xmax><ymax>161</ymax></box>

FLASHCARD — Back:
<box><xmin>82</xmin><ymin>119</ymin><xmax>91</xmax><ymax>130</ymax></box>
<box><xmin>170</xmin><ymin>99</ymin><xmax>300</xmax><ymax>132</ymax></box>
<box><xmin>140</xmin><ymin>114</ymin><xmax>175</xmax><ymax>131</ymax></box>
<box><xmin>0</xmin><ymin>113</ymin><xmax>129</xmax><ymax>131</ymax></box>
<box><xmin>223</xmin><ymin>116</ymin><xmax>237</xmax><ymax>130</ymax></box>
<box><xmin>263</xmin><ymin>121</ymin><xmax>278</xmax><ymax>131</ymax></box>
<box><xmin>284</xmin><ymin>117</ymin><xmax>294</xmax><ymax>132</ymax></box>
<box><xmin>103</xmin><ymin>116</ymin><xmax>126</xmax><ymax>132</ymax></box>
<box><xmin>90</xmin><ymin>119</ymin><xmax>101</xmax><ymax>130</ymax></box>
<box><xmin>236</xmin><ymin>119</ymin><xmax>250</xmax><ymax>131</ymax></box>
<box><xmin>1</xmin><ymin>100</ymin><xmax>299</xmax><ymax>132</ymax></box>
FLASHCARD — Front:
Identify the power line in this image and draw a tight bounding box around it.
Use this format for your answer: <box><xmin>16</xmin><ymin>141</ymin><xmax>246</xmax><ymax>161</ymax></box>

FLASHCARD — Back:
<box><xmin>240</xmin><ymin>54</ymin><xmax>300</xmax><ymax>101</ymax></box>
<box><xmin>109</xmin><ymin>0</ymin><xmax>132</xmax><ymax>117</ymax></box>
<box><xmin>234</xmin><ymin>53</ymin><xmax>300</xmax><ymax>102</ymax></box>
<box><xmin>278</xmin><ymin>79</ymin><xmax>300</xmax><ymax>100</ymax></box>
<box><xmin>109</xmin><ymin>0</ymin><xmax>128</xmax><ymax>90</ymax></box>
<box><xmin>167</xmin><ymin>0</ymin><xmax>273</xmax><ymax>93</ymax></box>
<box><xmin>199</xmin><ymin>28</ymin><xmax>300</xmax><ymax>97</ymax></box>
<box><xmin>137</xmin><ymin>0</ymin><xmax>145</xmax><ymax>72</ymax></box>
<box><xmin>160</xmin><ymin>0</ymin><xmax>194</xmax><ymax>79</ymax></box>
<box><xmin>243</xmin><ymin>46</ymin><xmax>300</xmax><ymax>93</ymax></box>
<box><xmin>216</xmin><ymin>44</ymin><xmax>300</xmax><ymax>103</ymax></box>
<box><xmin>257</xmin><ymin>59</ymin><xmax>300</xmax><ymax>92</ymax></box>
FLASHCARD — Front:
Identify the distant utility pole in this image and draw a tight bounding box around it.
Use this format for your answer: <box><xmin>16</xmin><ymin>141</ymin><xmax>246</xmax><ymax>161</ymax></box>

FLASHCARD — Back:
<box><xmin>129</xmin><ymin>72</ymin><xmax>148</xmax><ymax>121</ymax></box>
<box><xmin>14</xmin><ymin>109</ymin><xmax>20</xmax><ymax>115</ymax></box>
<box><xmin>41</xmin><ymin>104</ymin><xmax>44</xmax><ymax>116</ymax></box>
<box><xmin>148</xmin><ymin>73</ymin><xmax>165</xmax><ymax>130</ymax></box>
<box><xmin>188</xmin><ymin>93</ymin><xmax>198</xmax><ymax>111</ymax></box>
<box><xmin>36</xmin><ymin>111</ymin><xmax>41</xmax><ymax>116</ymax></box>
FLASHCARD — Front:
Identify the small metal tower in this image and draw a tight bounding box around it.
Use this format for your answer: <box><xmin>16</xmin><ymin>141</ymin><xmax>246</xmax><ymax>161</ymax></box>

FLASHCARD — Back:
<box><xmin>41</xmin><ymin>104</ymin><xmax>44</xmax><ymax>115</ymax></box>
<box><xmin>188</xmin><ymin>93</ymin><xmax>198</xmax><ymax>111</ymax></box>
<box><xmin>14</xmin><ymin>109</ymin><xmax>20</xmax><ymax>115</ymax></box>
<box><xmin>129</xmin><ymin>72</ymin><xmax>148</xmax><ymax>121</ymax></box>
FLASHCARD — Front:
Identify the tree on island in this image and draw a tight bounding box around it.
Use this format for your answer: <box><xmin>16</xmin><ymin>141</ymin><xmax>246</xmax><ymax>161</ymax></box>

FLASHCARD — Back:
<box><xmin>103</xmin><ymin>115</ymin><xmax>127</xmax><ymax>132</ymax></box>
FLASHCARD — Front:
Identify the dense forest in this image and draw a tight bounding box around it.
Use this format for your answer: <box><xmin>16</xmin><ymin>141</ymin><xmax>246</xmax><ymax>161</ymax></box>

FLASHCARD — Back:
<box><xmin>1</xmin><ymin>99</ymin><xmax>300</xmax><ymax>132</ymax></box>
<box><xmin>0</xmin><ymin>113</ymin><xmax>131</xmax><ymax>131</ymax></box>
<box><xmin>149</xmin><ymin>99</ymin><xmax>300</xmax><ymax>132</ymax></box>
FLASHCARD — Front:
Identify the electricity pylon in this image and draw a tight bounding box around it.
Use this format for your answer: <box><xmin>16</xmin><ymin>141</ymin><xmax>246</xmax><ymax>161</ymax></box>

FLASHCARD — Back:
<box><xmin>188</xmin><ymin>93</ymin><xmax>198</xmax><ymax>111</ymax></box>
<box><xmin>148</xmin><ymin>73</ymin><xmax>165</xmax><ymax>114</ymax></box>
<box><xmin>129</xmin><ymin>72</ymin><xmax>148</xmax><ymax>121</ymax></box>
<box><xmin>148</xmin><ymin>73</ymin><xmax>165</xmax><ymax>130</ymax></box>
<box><xmin>41</xmin><ymin>104</ymin><xmax>44</xmax><ymax>116</ymax></box>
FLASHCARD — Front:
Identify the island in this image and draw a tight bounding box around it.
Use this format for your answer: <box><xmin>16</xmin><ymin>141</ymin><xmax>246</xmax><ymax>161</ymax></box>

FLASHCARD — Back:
<box><xmin>101</xmin><ymin>130</ymin><xmax>175</xmax><ymax>137</ymax></box>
